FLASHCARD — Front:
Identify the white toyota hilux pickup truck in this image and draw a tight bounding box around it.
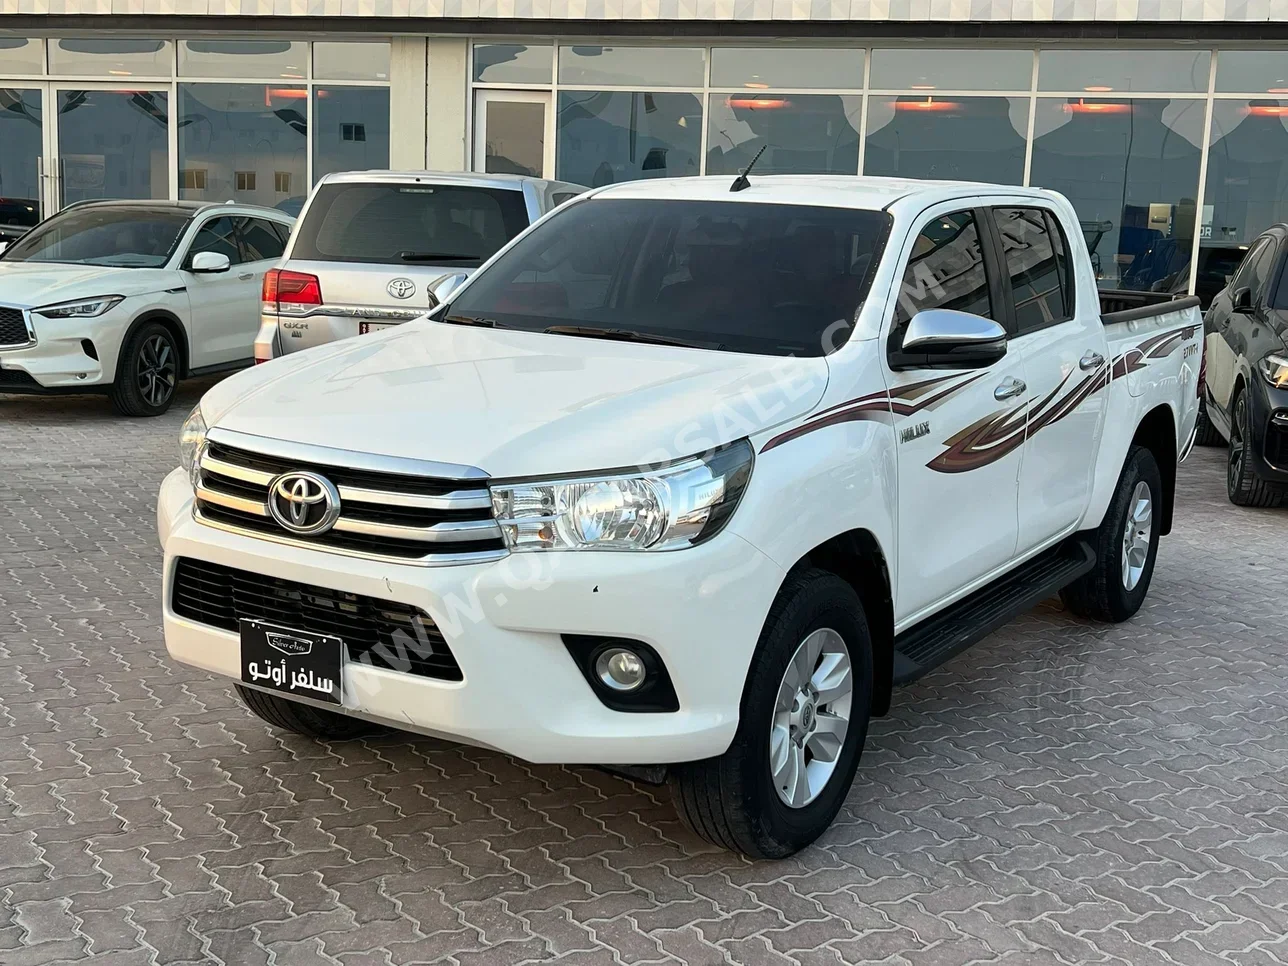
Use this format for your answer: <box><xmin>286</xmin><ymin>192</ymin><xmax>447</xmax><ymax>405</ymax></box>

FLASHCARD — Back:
<box><xmin>158</xmin><ymin>176</ymin><xmax>1203</xmax><ymax>858</ymax></box>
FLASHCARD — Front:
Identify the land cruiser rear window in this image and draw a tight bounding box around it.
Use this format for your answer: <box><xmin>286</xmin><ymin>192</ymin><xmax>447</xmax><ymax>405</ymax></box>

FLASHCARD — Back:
<box><xmin>291</xmin><ymin>182</ymin><xmax>530</xmax><ymax>266</ymax></box>
<box><xmin>445</xmin><ymin>198</ymin><xmax>891</xmax><ymax>357</ymax></box>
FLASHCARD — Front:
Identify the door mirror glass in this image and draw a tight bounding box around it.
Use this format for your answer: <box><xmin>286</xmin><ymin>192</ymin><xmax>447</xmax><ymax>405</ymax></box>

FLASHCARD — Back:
<box><xmin>190</xmin><ymin>250</ymin><xmax>231</xmax><ymax>274</ymax></box>
<box><xmin>1232</xmin><ymin>286</ymin><xmax>1254</xmax><ymax>313</ymax></box>
<box><xmin>427</xmin><ymin>272</ymin><xmax>469</xmax><ymax>308</ymax></box>
<box><xmin>896</xmin><ymin>308</ymin><xmax>1008</xmax><ymax>369</ymax></box>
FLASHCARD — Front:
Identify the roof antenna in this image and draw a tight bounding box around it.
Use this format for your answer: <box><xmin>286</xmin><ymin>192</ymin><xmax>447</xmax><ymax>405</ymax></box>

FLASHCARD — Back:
<box><xmin>729</xmin><ymin>145</ymin><xmax>767</xmax><ymax>193</ymax></box>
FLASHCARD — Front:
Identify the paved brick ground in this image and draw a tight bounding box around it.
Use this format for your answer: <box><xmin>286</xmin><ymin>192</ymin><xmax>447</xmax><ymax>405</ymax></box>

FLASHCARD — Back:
<box><xmin>2</xmin><ymin>381</ymin><xmax>1287</xmax><ymax>966</ymax></box>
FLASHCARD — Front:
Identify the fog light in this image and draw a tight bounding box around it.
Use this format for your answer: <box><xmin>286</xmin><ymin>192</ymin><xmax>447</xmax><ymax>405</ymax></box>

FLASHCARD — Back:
<box><xmin>595</xmin><ymin>647</ymin><xmax>646</xmax><ymax>692</ymax></box>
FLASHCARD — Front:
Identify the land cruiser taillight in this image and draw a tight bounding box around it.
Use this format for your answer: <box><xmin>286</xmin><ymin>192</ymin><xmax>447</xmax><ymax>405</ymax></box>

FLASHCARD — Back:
<box><xmin>263</xmin><ymin>268</ymin><xmax>322</xmax><ymax>313</ymax></box>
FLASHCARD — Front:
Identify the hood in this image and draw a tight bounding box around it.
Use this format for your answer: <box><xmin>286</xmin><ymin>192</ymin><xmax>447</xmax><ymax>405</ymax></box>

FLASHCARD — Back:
<box><xmin>0</xmin><ymin>261</ymin><xmax>178</xmax><ymax>309</ymax></box>
<box><xmin>203</xmin><ymin>322</ymin><xmax>830</xmax><ymax>477</ymax></box>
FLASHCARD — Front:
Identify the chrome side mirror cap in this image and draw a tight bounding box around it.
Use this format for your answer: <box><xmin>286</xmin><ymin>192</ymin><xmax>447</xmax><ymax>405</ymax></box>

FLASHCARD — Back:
<box><xmin>426</xmin><ymin>272</ymin><xmax>470</xmax><ymax>308</ymax></box>
<box><xmin>893</xmin><ymin>308</ymin><xmax>1007</xmax><ymax>370</ymax></box>
<box><xmin>190</xmin><ymin>251</ymin><xmax>232</xmax><ymax>274</ymax></box>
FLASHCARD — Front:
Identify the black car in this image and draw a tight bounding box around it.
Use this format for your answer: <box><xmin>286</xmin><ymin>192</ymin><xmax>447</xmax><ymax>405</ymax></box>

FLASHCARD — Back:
<box><xmin>1198</xmin><ymin>223</ymin><xmax>1288</xmax><ymax>507</ymax></box>
<box><xmin>0</xmin><ymin>197</ymin><xmax>40</xmax><ymax>250</ymax></box>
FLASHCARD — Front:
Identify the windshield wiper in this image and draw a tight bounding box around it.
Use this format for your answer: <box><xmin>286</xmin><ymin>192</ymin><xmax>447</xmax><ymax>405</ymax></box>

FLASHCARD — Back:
<box><xmin>543</xmin><ymin>325</ymin><xmax>725</xmax><ymax>351</ymax></box>
<box><xmin>443</xmin><ymin>314</ymin><xmax>506</xmax><ymax>328</ymax></box>
<box><xmin>397</xmin><ymin>251</ymin><xmax>481</xmax><ymax>263</ymax></box>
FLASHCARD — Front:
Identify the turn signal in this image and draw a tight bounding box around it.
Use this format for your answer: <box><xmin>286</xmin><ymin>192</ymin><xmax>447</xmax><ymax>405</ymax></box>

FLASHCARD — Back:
<box><xmin>263</xmin><ymin>268</ymin><xmax>322</xmax><ymax>311</ymax></box>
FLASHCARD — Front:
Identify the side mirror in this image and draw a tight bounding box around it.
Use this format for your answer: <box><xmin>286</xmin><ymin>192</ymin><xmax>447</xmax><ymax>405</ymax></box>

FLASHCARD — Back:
<box><xmin>893</xmin><ymin>309</ymin><xmax>1008</xmax><ymax>370</ymax></box>
<box><xmin>1231</xmin><ymin>287</ymin><xmax>1254</xmax><ymax>313</ymax></box>
<box><xmin>426</xmin><ymin>272</ymin><xmax>469</xmax><ymax>308</ymax></box>
<box><xmin>190</xmin><ymin>251</ymin><xmax>231</xmax><ymax>274</ymax></box>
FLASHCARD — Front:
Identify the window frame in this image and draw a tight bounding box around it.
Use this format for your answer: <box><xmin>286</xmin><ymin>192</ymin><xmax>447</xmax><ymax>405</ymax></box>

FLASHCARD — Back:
<box><xmin>182</xmin><ymin>213</ymin><xmax>245</xmax><ymax>269</ymax></box>
<box><xmin>986</xmin><ymin>204</ymin><xmax>1076</xmax><ymax>337</ymax></box>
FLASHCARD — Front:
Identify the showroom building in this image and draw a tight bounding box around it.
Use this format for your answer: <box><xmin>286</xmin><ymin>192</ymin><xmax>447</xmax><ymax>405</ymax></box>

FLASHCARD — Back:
<box><xmin>1</xmin><ymin>6</ymin><xmax>1287</xmax><ymax>301</ymax></box>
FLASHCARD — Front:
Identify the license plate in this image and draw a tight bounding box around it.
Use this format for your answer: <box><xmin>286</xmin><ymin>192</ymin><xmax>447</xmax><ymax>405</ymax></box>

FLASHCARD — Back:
<box><xmin>359</xmin><ymin>321</ymin><xmax>397</xmax><ymax>335</ymax></box>
<box><xmin>240</xmin><ymin>619</ymin><xmax>343</xmax><ymax>705</ymax></box>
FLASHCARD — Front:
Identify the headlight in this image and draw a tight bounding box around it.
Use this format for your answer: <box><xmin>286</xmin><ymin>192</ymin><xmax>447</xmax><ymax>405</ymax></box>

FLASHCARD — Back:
<box><xmin>179</xmin><ymin>406</ymin><xmax>207</xmax><ymax>486</ymax></box>
<box><xmin>490</xmin><ymin>440</ymin><xmax>754</xmax><ymax>552</ymax></box>
<box><xmin>34</xmin><ymin>296</ymin><xmax>124</xmax><ymax>319</ymax></box>
<box><xmin>1259</xmin><ymin>352</ymin><xmax>1288</xmax><ymax>390</ymax></box>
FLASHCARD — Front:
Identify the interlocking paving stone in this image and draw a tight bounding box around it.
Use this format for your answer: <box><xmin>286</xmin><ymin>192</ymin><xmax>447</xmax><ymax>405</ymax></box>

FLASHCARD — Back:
<box><xmin>3</xmin><ymin>381</ymin><xmax>1288</xmax><ymax>965</ymax></box>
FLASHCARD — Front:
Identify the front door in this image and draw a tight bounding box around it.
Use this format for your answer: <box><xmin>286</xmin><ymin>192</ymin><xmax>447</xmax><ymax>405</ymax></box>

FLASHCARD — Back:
<box><xmin>180</xmin><ymin>215</ymin><xmax>263</xmax><ymax>367</ymax></box>
<box><xmin>51</xmin><ymin>85</ymin><xmax>171</xmax><ymax>208</ymax></box>
<box><xmin>883</xmin><ymin>204</ymin><xmax>1025</xmax><ymax>625</ymax></box>
<box><xmin>991</xmin><ymin>205</ymin><xmax>1106</xmax><ymax>551</ymax></box>
<box><xmin>474</xmin><ymin>90</ymin><xmax>553</xmax><ymax>179</ymax></box>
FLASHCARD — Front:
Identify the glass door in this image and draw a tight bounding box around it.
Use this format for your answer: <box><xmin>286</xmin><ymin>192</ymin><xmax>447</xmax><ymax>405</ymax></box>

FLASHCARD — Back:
<box><xmin>0</xmin><ymin>86</ymin><xmax>47</xmax><ymax>241</ymax></box>
<box><xmin>51</xmin><ymin>84</ymin><xmax>171</xmax><ymax>209</ymax></box>
<box><xmin>474</xmin><ymin>89</ymin><xmax>553</xmax><ymax>178</ymax></box>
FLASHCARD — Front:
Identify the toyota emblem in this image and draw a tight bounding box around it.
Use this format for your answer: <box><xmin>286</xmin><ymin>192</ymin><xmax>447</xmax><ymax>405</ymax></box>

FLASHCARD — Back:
<box><xmin>387</xmin><ymin>277</ymin><xmax>416</xmax><ymax>300</ymax></box>
<box><xmin>267</xmin><ymin>471</ymin><xmax>342</xmax><ymax>536</ymax></box>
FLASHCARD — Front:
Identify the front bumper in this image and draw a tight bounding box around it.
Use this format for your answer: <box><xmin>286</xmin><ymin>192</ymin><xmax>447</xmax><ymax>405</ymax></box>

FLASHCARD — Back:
<box><xmin>1247</xmin><ymin>376</ymin><xmax>1288</xmax><ymax>483</ymax></box>
<box><xmin>0</xmin><ymin>308</ymin><xmax>126</xmax><ymax>390</ymax></box>
<box><xmin>158</xmin><ymin>468</ymin><xmax>786</xmax><ymax>764</ymax></box>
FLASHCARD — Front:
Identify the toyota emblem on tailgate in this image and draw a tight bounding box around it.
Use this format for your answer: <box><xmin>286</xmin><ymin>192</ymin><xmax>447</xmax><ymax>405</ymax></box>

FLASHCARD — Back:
<box><xmin>387</xmin><ymin>277</ymin><xmax>416</xmax><ymax>299</ymax></box>
<box><xmin>268</xmin><ymin>471</ymin><xmax>342</xmax><ymax>536</ymax></box>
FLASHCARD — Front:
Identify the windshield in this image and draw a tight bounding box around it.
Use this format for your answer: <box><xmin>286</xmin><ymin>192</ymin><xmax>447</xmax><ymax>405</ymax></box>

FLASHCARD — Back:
<box><xmin>445</xmin><ymin>198</ymin><xmax>891</xmax><ymax>357</ymax></box>
<box><xmin>5</xmin><ymin>205</ymin><xmax>192</xmax><ymax>268</ymax></box>
<box><xmin>290</xmin><ymin>182</ymin><xmax>531</xmax><ymax>267</ymax></box>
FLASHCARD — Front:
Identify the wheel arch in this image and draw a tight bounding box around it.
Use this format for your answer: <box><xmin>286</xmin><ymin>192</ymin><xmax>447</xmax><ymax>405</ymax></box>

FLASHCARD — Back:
<box><xmin>786</xmin><ymin>529</ymin><xmax>895</xmax><ymax>717</ymax></box>
<box><xmin>1132</xmin><ymin>404</ymin><xmax>1178</xmax><ymax>536</ymax></box>
<box><xmin>116</xmin><ymin>310</ymin><xmax>192</xmax><ymax>382</ymax></box>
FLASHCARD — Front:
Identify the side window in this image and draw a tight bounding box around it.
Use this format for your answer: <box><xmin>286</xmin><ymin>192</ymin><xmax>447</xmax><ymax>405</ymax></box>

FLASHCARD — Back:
<box><xmin>551</xmin><ymin>191</ymin><xmax>580</xmax><ymax>207</ymax></box>
<box><xmin>1246</xmin><ymin>240</ymin><xmax>1277</xmax><ymax>306</ymax></box>
<box><xmin>1231</xmin><ymin>238</ymin><xmax>1270</xmax><ymax>299</ymax></box>
<box><xmin>894</xmin><ymin>209</ymin><xmax>992</xmax><ymax>328</ymax></box>
<box><xmin>238</xmin><ymin>217</ymin><xmax>287</xmax><ymax>263</ymax></box>
<box><xmin>1044</xmin><ymin>211</ymin><xmax>1075</xmax><ymax>317</ymax></box>
<box><xmin>994</xmin><ymin>207</ymin><xmax>1072</xmax><ymax>332</ymax></box>
<box><xmin>187</xmin><ymin>217</ymin><xmax>242</xmax><ymax>266</ymax></box>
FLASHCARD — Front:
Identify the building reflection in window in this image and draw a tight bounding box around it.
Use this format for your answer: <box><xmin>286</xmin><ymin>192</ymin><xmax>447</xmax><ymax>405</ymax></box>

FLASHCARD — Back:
<box><xmin>57</xmin><ymin>90</ymin><xmax>169</xmax><ymax>205</ymax></box>
<box><xmin>177</xmin><ymin>84</ymin><xmax>306</xmax><ymax>213</ymax></box>
<box><xmin>706</xmin><ymin>93</ymin><xmax>861</xmax><ymax>176</ymax></box>
<box><xmin>1029</xmin><ymin>97</ymin><xmax>1204</xmax><ymax>293</ymax></box>
<box><xmin>556</xmin><ymin>90</ymin><xmax>701</xmax><ymax>187</ymax></box>
<box><xmin>864</xmin><ymin>96</ymin><xmax>1028</xmax><ymax>185</ymax></box>
<box><xmin>314</xmin><ymin>87</ymin><xmax>390</xmax><ymax>191</ymax></box>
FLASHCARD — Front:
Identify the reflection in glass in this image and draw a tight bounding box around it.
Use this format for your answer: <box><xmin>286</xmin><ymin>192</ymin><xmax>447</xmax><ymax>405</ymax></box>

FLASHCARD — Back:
<box><xmin>556</xmin><ymin>91</ymin><xmax>700</xmax><ymax>187</ymax></box>
<box><xmin>313</xmin><ymin>42</ymin><xmax>390</xmax><ymax>81</ymax></box>
<box><xmin>1037</xmin><ymin>49</ymin><xmax>1209</xmax><ymax>93</ymax></box>
<box><xmin>179</xmin><ymin>41</ymin><xmax>307</xmax><ymax>79</ymax></box>
<box><xmin>896</xmin><ymin>210</ymin><xmax>992</xmax><ymax>326</ymax></box>
<box><xmin>558</xmin><ymin>46</ymin><xmax>704</xmax><ymax>88</ymax></box>
<box><xmin>178</xmin><ymin>84</ymin><xmax>306</xmax><ymax>212</ymax></box>
<box><xmin>1029</xmin><ymin>98</ymin><xmax>1204</xmax><ymax>292</ymax></box>
<box><xmin>870</xmin><ymin>48</ymin><xmax>1030</xmax><ymax>92</ymax></box>
<box><xmin>483</xmin><ymin>100</ymin><xmax>545</xmax><ymax>177</ymax></box>
<box><xmin>709</xmin><ymin>48</ymin><xmax>863</xmax><ymax>90</ymax></box>
<box><xmin>0</xmin><ymin>39</ymin><xmax>44</xmax><ymax>75</ymax></box>
<box><xmin>50</xmin><ymin>38</ymin><xmax>173</xmax><ymax>76</ymax></box>
<box><xmin>0</xmin><ymin>90</ymin><xmax>43</xmax><ymax>232</ymax></box>
<box><xmin>474</xmin><ymin>44</ymin><xmax>553</xmax><ymax>85</ymax></box>
<box><xmin>864</xmin><ymin>96</ymin><xmax>1028</xmax><ymax>184</ymax></box>
<box><xmin>1200</xmin><ymin>99</ymin><xmax>1288</xmax><ymax>304</ymax></box>
<box><xmin>706</xmin><ymin>94</ymin><xmax>860</xmax><ymax>176</ymax></box>
<box><xmin>57</xmin><ymin>90</ymin><xmax>169</xmax><ymax>205</ymax></box>
<box><xmin>314</xmin><ymin>87</ymin><xmax>390</xmax><ymax>187</ymax></box>
<box><xmin>1216</xmin><ymin>51</ymin><xmax>1288</xmax><ymax>94</ymax></box>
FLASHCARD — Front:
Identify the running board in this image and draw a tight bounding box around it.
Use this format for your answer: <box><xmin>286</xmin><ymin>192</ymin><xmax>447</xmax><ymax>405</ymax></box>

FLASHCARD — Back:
<box><xmin>892</xmin><ymin>539</ymin><xmax>1097</xmax><ymax>685</ymax></box>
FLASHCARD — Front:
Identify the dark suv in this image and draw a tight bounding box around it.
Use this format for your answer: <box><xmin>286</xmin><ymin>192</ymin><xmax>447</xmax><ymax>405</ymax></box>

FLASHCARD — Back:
<box><xmin>1198</xmin><ymin>223</ymin><xmax>1288</xmax><ymax>507</ymax></box>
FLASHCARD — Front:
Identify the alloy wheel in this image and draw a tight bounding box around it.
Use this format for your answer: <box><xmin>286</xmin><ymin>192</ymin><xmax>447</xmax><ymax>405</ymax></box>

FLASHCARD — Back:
<box><xmin>137</xmin><ymin>334</ymin><xmax>177</xmax><ymax>408</ymax></box>
<box><xmin>1120</xmin><ymin>480</ymin><xmax>1153</xmax><ymax>591</ymax></box>
<box><xmin>1228</xmin><ymin>394</ymin><xmax>1247</xmax><ymax>491</ymax></box>
<box><xmin>769</xmin><ymin>627</ymin><xmax>853</xmax><ymax>809</ymax></box>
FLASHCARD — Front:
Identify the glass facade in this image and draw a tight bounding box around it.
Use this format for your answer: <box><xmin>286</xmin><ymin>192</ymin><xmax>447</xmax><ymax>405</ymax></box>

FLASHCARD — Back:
<box><xmin>473</xmin><ymin>43</ymin><xmax>1288</xmax><ymax>299</ymax></box>
<box><xmin>57</xmin><ymin>90</ymin><xmax>170</xmax><ymax>205</ymax></box>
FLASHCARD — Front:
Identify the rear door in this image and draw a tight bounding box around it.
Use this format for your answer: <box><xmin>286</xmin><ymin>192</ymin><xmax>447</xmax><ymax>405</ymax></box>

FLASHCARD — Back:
<box><xmin>990</xmin><ymin>205</ymin><xmax>1106</xmax><ymax>552</ymax></box>
<box><xmin>883</xmin><ymin>204</ymin><xmax>1026</xmax><ymax>623</ymax></box>
<box><xmin>278</xmin><ymin>179</ymin><xmax>533</xmax><ymax>353</ymax></box>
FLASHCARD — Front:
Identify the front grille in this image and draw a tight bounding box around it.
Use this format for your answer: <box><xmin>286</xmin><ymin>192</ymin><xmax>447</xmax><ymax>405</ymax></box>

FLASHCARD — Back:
<box><xmin>194</xmin><ymin>438</ymin><xmax>506</xmax><ymax>564</ymax></box>
<box><xmin>171</xmin><ymin>557</ymin><xmax>463</xmax><ymax>681</ymax></box>
<box><xmin>0</xmin><ymin>307</ymin><xmax>30</xmax><ymax>347</ymax></box>
<box><xmin>0</xmin><ymin>369</ymin><xmax>39</xmax><ymax>390</ymax></box>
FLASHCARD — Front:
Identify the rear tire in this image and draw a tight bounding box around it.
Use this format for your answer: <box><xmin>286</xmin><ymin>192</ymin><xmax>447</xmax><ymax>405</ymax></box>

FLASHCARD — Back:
<box><xmin>235</xmin><ymin>684</ymin><xmax>377</xmax><ymax>740</ymax></box>
<box><xmin>1226</xmin><ymin>388</ymin><xmax>1286</xmax><ymax>507</ymax></box>
<box><xmin>1061</xmin><ymin>445</ymin><xmax>1162</xmax><ymax>623</ymax></box>
<box><xmin>1194</xmin><ymin>397</ymin><xmax>1224</xmax><ymax>446</ymax></box>
<box><xmin>668</xmin><ymin>569</ymin><xmax>872</xmax><ymax>859</ymax></box>
<box><xmin>111</xmin><ymin>321</ymin><xmax>180</xmax><ymax>417</ymax></box>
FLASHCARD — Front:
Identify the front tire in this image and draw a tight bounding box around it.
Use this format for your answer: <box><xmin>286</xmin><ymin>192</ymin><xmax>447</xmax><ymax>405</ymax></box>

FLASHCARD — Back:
<box><xmin>1227</xmin><ymin>388</ymin><xmax>1286</xmax><ymax>507</ymax></box>
<box><xmin>668</xmin><ymin>569</ymin><xmax>872</xmax><ymax>859</ymax></box>
<box><xmin>1061</xmin><ymin>445</ymin><xmax>1162</xmax><ymax>623</ymax></box>
<box><xmin>235</xmin><ymin>684</ymin><xmax>377</xmax><ymax>740</ymax></box>
<box><xmin>111</xmin><ymin>321</ymin><xmax>179</xmax><ymax>417</ymax></box>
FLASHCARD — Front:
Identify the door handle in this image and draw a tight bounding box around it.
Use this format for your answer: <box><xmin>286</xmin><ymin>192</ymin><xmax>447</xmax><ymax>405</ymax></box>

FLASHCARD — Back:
<box><xmin>994</xmin><ymin>377</ymin><xmax>1027</xmax><ymax>401</ymax></box>
<box><xmin>238</xmin><ymin>272</ymin><xmax>254</xmax><ymax>280</ymax></box>
<box><xmin>1079</xmin><ymin>351</ymin><xmax>1106</xmax><ymax>371</ymax></box>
